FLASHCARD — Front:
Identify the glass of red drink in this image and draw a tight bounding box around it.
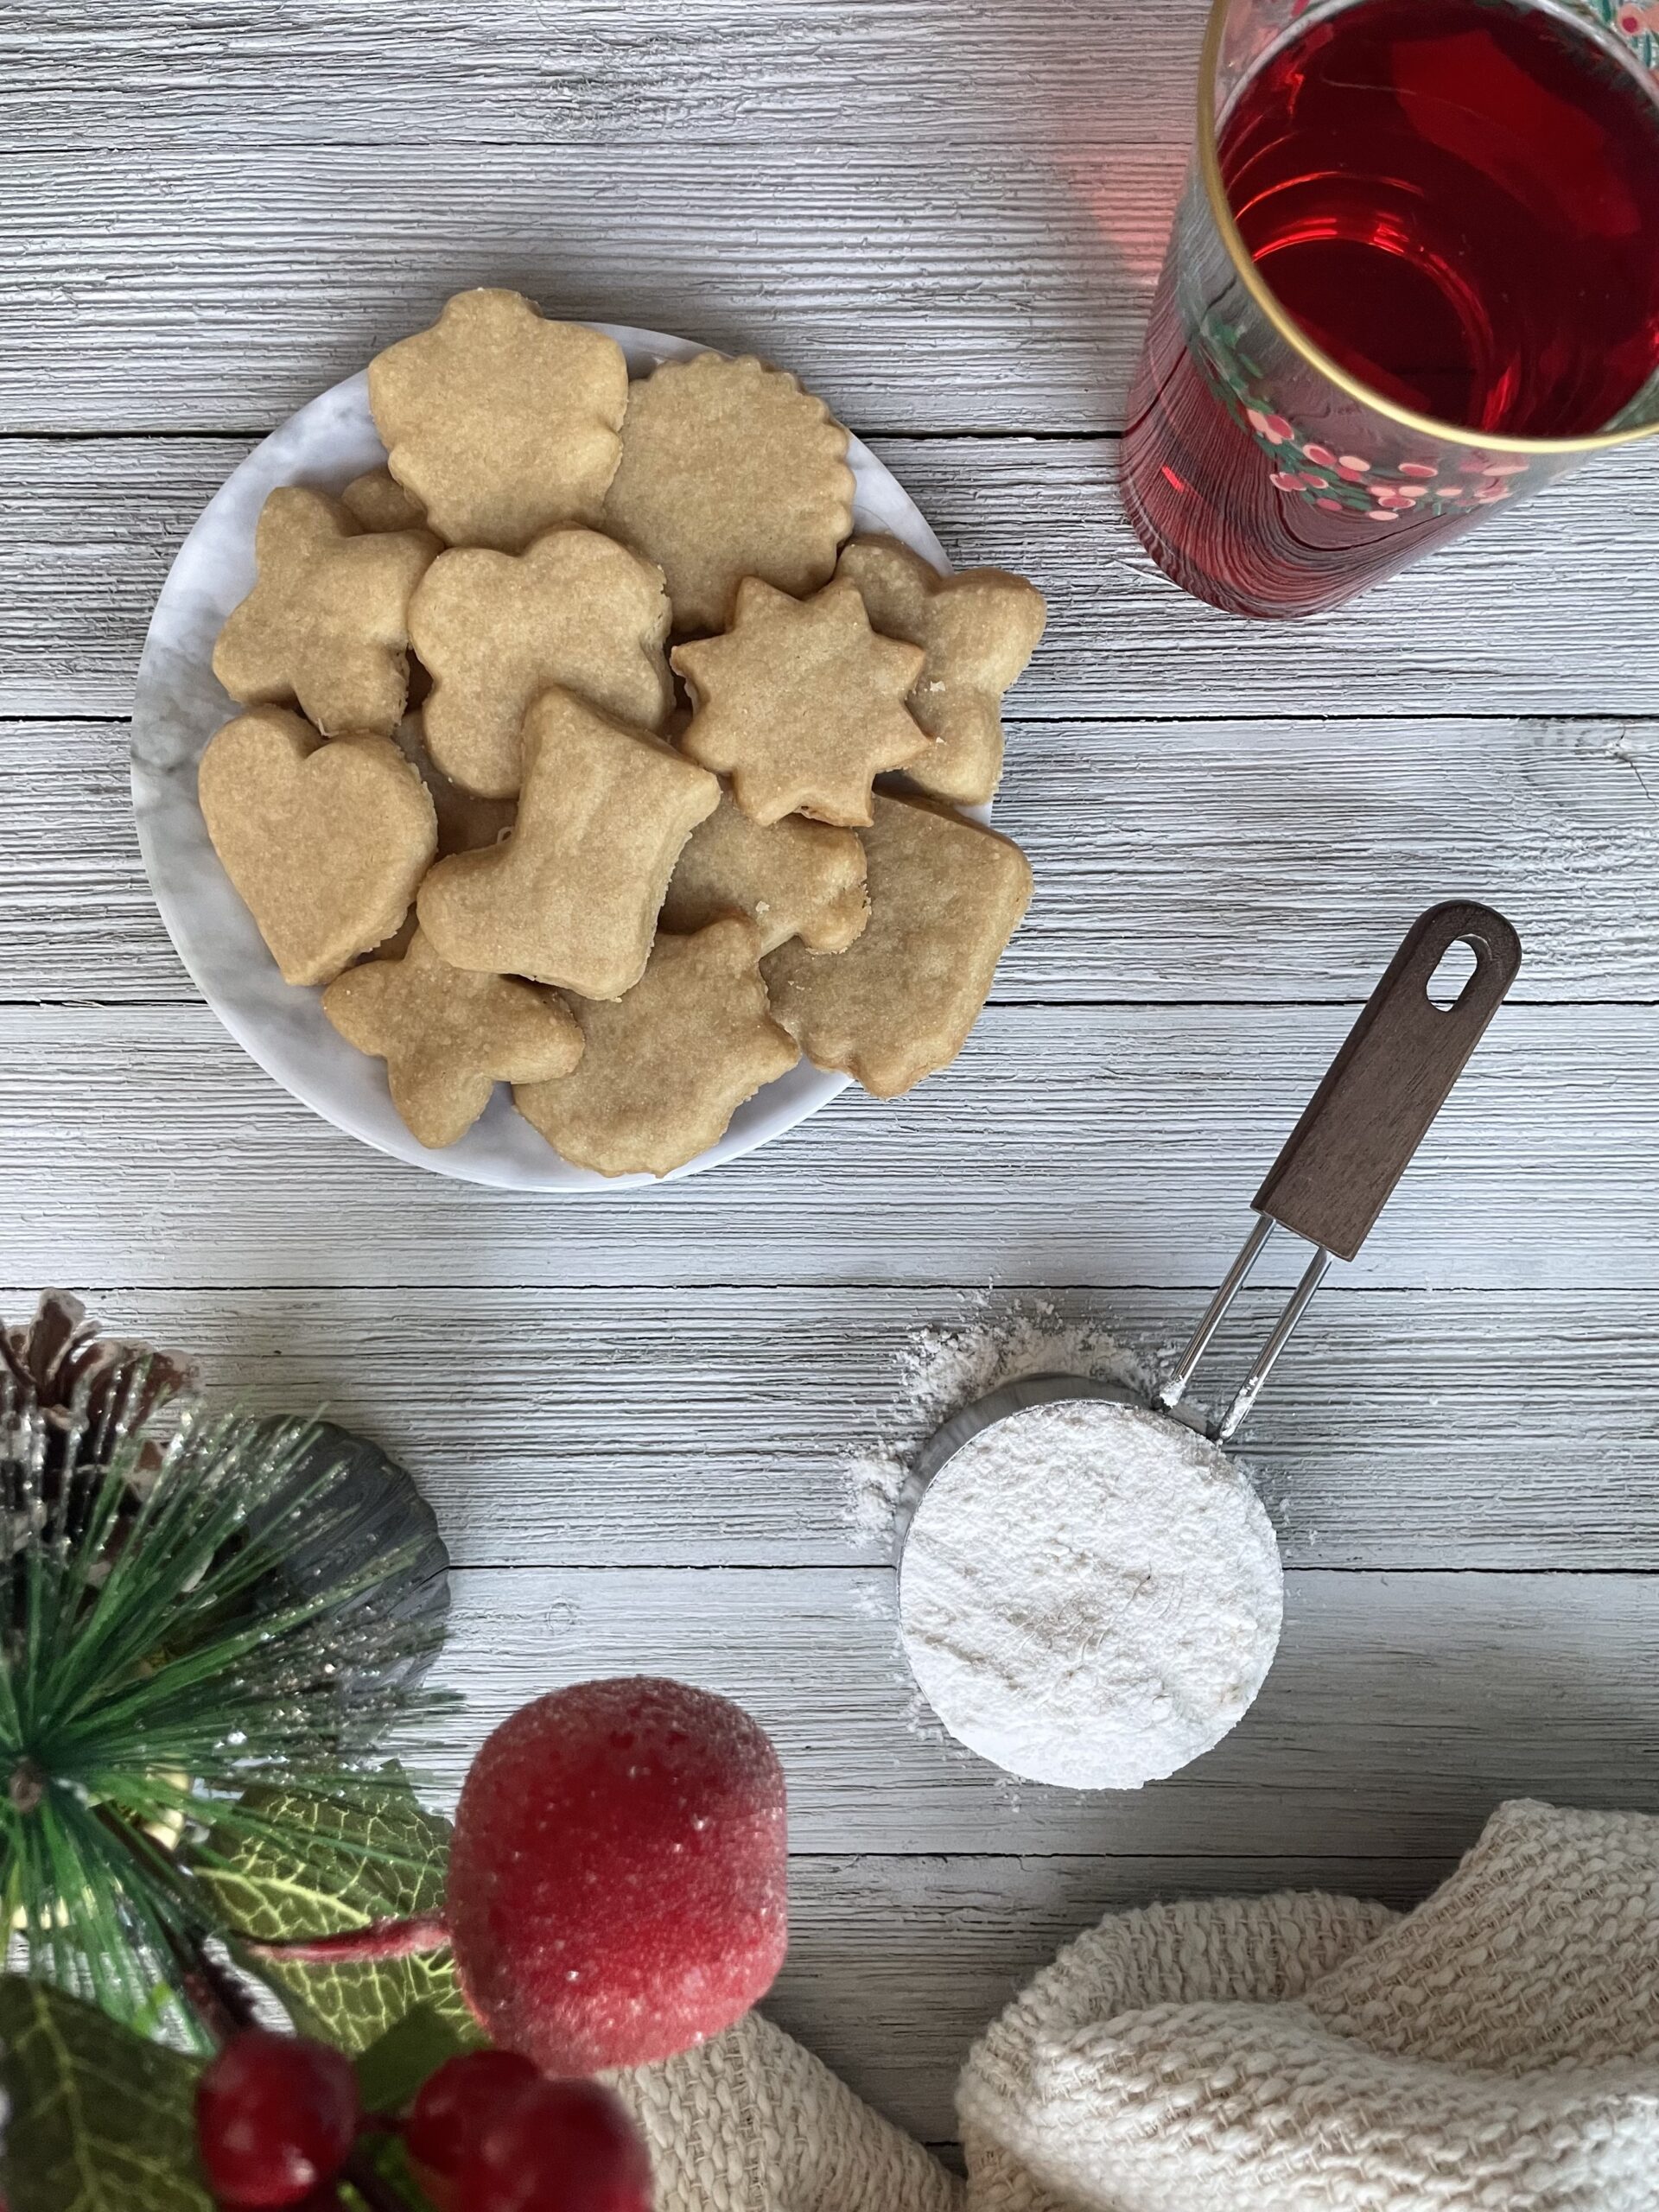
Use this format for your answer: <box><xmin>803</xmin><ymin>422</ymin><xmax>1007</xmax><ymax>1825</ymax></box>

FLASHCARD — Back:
<box><xmin>1122</xmin><ymin>0</ymin><xmax>1659</xmax><ymax>617</ymax></box>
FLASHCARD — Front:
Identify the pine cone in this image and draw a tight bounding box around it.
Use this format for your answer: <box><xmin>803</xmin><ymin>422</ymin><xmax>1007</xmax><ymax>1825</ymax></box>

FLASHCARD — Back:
<box><xmin>2</xmin><ymin>1291</ymin><xmax>197</xmax><ymax>1478</ymax></box>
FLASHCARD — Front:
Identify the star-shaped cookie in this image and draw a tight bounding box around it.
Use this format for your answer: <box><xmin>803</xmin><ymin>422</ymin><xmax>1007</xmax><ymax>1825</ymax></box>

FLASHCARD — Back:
<box><xmin>409</xmin><ymin>527</ymin><xmax>673</xmax><ymax>798</ymax></box>
<box><xmin>672</xmin><ymin>578</ymin><xmax>929</xmax><ymax>827</ymax></box>
<box><xmin>368</xmin><ymin>289</ymin><xmax>629</xmax><ymax>551</ymax></box>
<box><xmin>762</xmin><ymin>792</ymin><xmax>1032</xmax><ymax>1096</ymax></box>
<box><xmin>416</xmin><ymin>686</ymin><xmax>718</xmax><ymax>999</ymax></box>
<box><xmin>836</xmin><ymin>537</ymin><xmax>1046</xmax><ymax>805</ymax></box>
<box><xmin>662</xmin><ymin>791</ymin><xmax>868</xmax><ymax>954</ymax></box>
<box><xmin>197</xmin><ymin>707</ymin><xmax>437</xmax><ymax>986</ymax></box>
<box><xmin>322</xmin><ymin>929</ymin><xmax>583</xmax><ymax>1148</ymax></box>
<box><xmin>212</xmin><ymin>487</ymin><xmax>439</xmax><ymax>737</ymax></box>
<box><xmin>514</xmin><ymin>917</ymin><xmax>799</xmax><ymax>1177</ymax></box>
<box><xmin>603</xmin><ymin>353</ymin><xmax>855</xmax><ymax>633</ymax></box>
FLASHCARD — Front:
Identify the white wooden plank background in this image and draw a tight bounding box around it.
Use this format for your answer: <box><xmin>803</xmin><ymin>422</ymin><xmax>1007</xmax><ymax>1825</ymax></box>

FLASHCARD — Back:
<box><xmin>10</xmin><ymin>439</ymin><xmax>1659</xmax><ymax>717</ymax></box>
<box><xmin>6</xmin><ymin>0</ymin><xmax>1659</xmax><ymax>2156</ymax></box>
<box><xmin>11</xmin><ymin>716</ymin><xmax>1659</xmax><ymax>1003</ymax></box>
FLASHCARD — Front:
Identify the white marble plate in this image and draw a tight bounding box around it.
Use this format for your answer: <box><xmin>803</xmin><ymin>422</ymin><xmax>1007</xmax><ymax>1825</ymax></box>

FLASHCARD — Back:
<box><xmin>130</xmin><ymin>323</ymin><xmax>952</xmax><ymax>1193</ymax></box>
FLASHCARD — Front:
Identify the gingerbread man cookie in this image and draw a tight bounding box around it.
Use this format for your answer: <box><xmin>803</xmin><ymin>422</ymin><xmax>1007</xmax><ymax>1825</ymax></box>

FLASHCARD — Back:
<box><xmin>761</xmin><ymin>791</ymin><xmax>1031</xmax><ymax>1096</ymax></box>
<box><xmin>322</xmin><ymin>929</ymin><xmax>583</xmax><ymax>1148</ymax></box>
<box><xmin>836</xmin><ymin>537</ymin><xmax>1046</xmax><ymax>805</ymax></box>
<box><xmin>662</xmin><ymin>791</ymin><xmax>868</xmax><ymax>954</ymax></box>
<box><xmin>212</xmin><ymin>487</ymin><xmax>438</xmax><ymax>738</ymax></box>
<box><xmin>198</xmin><ymin>707</ymin><xmax>437</xmax><ymax>987</ymax></box>
<box><xmin>368</xmin><ymin>290</ymin><xmax>628</xmax><ymax>551</ymax></box>
<box><xmin>514</xmin><ymin>917</ymin><xmax>798</xmax><ymax>1177</ymax></box>
<box><xmin>672</xmin><ymin>578</ymin><xmax>928</xmax><ymax>827</ymax></box>
<box><xmin>417</xmin><ymin>686</ymin><xmax>718</xmax><ymax>999</ymax></box>
<box><xmin>409</xmin><ymin>527</ymin><xmax>673</xmax><ymax>798</ymax></box>
<box><xmin>603</xmin><ymin>353</ymin><xmax>855</xmax><ymax>633</ymax></box>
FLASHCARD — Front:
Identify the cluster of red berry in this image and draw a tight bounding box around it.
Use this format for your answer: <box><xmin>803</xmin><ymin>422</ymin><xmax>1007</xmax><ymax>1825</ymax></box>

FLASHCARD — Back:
<box><xmin>189</xmin><ymin>1678</ymin><xmax>789</xmax><ymax>2212</ymax></box>
<box><xmin>195</xmin><ymin>2030</ymin><xmax>652</xmax><ymax>2212</ymax></box>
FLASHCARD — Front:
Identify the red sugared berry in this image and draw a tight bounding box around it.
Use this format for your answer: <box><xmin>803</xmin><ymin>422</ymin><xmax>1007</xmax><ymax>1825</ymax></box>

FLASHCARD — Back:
<box><xmin>459</xmin><ymin>2076</ymin><xmax>652</xmax><ymax>2212</ymax></box>
<box><xmin>405</xmin><ymin>2048</ymin><xmax>542</xmax><ymax>2194</ymax></box>
<box><xmin>194</xmin><ymin>2029</ymin><xmax>359</xmax><ymax>2209</ymax></box>
<box><xmin>448</xmin><ymin>1676</ymin><xmax>787</xmax><ymax>2073</ymax></box>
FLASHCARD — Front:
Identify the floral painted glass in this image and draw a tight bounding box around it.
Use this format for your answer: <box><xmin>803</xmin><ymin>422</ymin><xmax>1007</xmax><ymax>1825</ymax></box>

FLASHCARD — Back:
<box><xmin>1122</xmin><ymin>0</ymin><xmax>1659</xmax><ymax>617</ymax></box>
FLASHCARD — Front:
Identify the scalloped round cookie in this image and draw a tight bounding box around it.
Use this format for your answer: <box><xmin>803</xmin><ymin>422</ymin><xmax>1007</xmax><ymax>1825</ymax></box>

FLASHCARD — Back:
<box><xmin>602</xmin><ymin>353</ymin><xmax>855</xmax><ymax>633</ymax></box>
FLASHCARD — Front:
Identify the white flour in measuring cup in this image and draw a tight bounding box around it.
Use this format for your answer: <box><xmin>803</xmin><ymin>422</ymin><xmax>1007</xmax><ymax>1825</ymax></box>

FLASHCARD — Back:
<box><xmin>899</xmin><ymin>1396</ymin><xmax>1283</xmax><ymax>1789</ymax></box>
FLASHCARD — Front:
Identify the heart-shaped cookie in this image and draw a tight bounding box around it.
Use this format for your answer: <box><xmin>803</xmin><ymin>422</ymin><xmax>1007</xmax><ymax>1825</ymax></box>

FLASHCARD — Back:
<box><xmin>198</xmin><ymin>707</ymin><xmax>438</xmax><ymax>986</ymax></box>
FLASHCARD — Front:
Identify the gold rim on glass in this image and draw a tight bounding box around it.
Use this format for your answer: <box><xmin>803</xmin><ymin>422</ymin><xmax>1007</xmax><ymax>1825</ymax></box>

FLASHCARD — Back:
<box><xmin>1195</xmin><ymin>0</ymin><xmax>1659</xmax><ymax>454</ymax></box>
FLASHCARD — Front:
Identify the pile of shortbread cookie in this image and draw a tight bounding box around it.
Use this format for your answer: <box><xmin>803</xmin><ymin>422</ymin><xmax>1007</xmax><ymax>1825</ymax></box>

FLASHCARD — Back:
<box><xmin>197</xmin><ymin>289</ymin><xmax>1045</xmax><ymax>1177</ymax></box>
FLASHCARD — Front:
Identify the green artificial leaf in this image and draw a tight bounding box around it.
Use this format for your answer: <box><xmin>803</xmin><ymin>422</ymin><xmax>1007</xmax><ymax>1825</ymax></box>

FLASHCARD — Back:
<box><xmin>199</xmin><ymin>1767</ymin><xmax>480</xmax><ymax>2056</ymax></box>
<box><xmin>354</xmin><ymin>2003</ymin><xmax>473</xmax><ymax>2117</ymax></box>
<box><xmin>342</xmin><ymin>2130</ymin><xmax>442</xmax><ymax>2211</ymax></box>
<box><xmin>0</xmin><ymin>1978</ymin><xmax>211</xmax><ymax>2212</ymax></box>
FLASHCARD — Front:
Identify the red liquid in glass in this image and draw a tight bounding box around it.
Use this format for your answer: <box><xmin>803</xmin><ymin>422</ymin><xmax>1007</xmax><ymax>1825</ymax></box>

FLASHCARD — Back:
<box><xmin>1122</xmin><ymin>0</ymin><xmax>1659</xmax><ymax>615</ymax></box>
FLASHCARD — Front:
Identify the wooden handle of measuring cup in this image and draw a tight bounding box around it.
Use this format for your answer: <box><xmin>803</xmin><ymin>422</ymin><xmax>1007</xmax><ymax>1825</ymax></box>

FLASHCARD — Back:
<box><xmin>1252</xmin><ymin>900</ymin><xmax>1522</xmax><ymax>1263</ymax></box>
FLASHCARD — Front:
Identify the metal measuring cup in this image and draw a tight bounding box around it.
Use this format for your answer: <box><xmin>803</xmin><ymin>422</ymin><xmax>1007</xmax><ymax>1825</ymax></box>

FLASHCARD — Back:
<box><xmin>902</xmin><ymin>899</ymin><xmax>1523</xmax><ymax>1524</ymax></box>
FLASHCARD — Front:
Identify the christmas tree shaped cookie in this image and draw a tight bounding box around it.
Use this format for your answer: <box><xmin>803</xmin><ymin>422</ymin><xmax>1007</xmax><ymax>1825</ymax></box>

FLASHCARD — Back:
<box><xmin>662</xmin><ymin>791</ymin><xmax>868</xmax><ymax>953</ymax></box>
<box><xmin>763</xmin><ymin>791</ymin><xmax>1032</xmax><ymax>1096</ymax></box>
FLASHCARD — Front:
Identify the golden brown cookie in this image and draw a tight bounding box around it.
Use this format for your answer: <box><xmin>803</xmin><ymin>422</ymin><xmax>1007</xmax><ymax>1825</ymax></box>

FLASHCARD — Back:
<box><xmin>603</xmin><ymin>353</ymin><xmax>855</xmax><ymax>632</ymax></box>
<box><xmin>340</xmin><ymin>469</ymin><xmax>428</xmax><ymax>533</ymax></box>
<box><xmin>409</xmin><ymin>527</ymin><xmax>673</xmax><ymax>798</ymax></box>
<box><xmin>761</xmin><ymin>792</ymin><xmax>1032</xmax><ymax>1096</ymax></box>
<box><xmin>514</xmin><ymin>917</ymin><xmax>798</xmax><ymax>1177</ymax></box>
<box><xmin>322</xmin><ymin>928</ymin><xmax>583</xmax><ymax>1148</ymax></box>
<box><xmin>662</xmin><ymin>791</ymin><xmax>868</xmax><ymax>954</ymax></box>
<box><xmin>212</xmin><ymin>488</ymin><xmax>438</xmax><ymax>737</ymax></box>
<box><xmin>198</xmin><ymin>707</ymin><xmax>437</xmax><ymax>987</ymax></box>
<box><xmin>417</xmin><ymin>686</ymin><xmax>718</xmax><ymax>999</ymax></box>
<box><xmin>368</xmin><ymin>289</ymin><xmax>628</xmax><ymax>551</ymax></box>
<box><xmin>836</xmin><ymin>537</ymin><xmax>1046</xmax><ymax>805</ymax></box>
<box><xmin>672</xmin><ymin>578</ymin><xmax>928</xmax><ymax>827</ymax></box>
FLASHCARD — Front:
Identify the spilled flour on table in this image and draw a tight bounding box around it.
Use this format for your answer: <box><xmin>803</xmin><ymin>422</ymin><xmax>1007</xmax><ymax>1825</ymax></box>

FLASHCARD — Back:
<box><xmin>841</xmin><ymin>1294</ymin><xmax>1159</xmax><ymax>1546</ymax></box>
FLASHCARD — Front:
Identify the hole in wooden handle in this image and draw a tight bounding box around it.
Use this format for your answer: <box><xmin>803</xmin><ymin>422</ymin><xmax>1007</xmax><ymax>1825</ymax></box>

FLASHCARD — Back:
<box><xmin>1425</xmin><ymin>937</ymin><xmax>1479</xmax><ymax>1010</ymax></box>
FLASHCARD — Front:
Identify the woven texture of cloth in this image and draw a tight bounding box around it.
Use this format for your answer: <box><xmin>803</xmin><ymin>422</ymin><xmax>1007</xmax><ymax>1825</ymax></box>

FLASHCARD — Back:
<box><xmin>609</xmin><ymin>1802</ymin><xmax>1659</xmax><ymax>2212</ymax></box>
<box><xmin>613</xmin><ymin>2009</ymin><xmax>963</xmax><ymax>2212</ymax></box>
<box><xmin>960</xmin><ymin>1800</ymin><xmax>1659</xmax><ymax>2212</ymax></box>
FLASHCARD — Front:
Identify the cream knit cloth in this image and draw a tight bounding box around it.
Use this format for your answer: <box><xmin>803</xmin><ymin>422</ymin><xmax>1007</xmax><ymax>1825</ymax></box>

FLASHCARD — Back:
<box><xmin>617</xmin><ymin>1802</ymin><xmax>1659</xmax><ymax>2212</ymax></box>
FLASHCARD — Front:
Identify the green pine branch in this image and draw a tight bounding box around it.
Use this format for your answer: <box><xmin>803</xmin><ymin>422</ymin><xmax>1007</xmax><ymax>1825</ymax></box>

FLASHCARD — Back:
<box><xmin>2</xmin><ymin>1354</ymin><xmax>454</xmax><ymax>2047</ymax></box>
